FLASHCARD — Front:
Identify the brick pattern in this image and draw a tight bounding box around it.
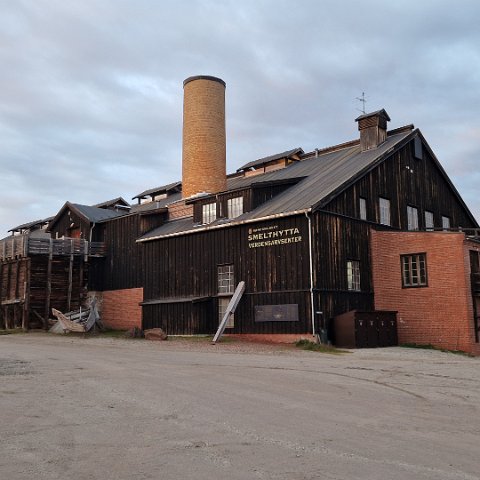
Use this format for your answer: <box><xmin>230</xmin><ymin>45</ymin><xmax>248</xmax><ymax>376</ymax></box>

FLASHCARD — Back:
<box><xmin>371</xmin><ymin>231</ymin><xmax>480</xmax><ymax>355</ymax></box>
<box><xmin>182</xmin><ymin>78</ymin><xmax>227</xmax><ymax>198</ymax></box>
<box><xmin>100</xmin><ymin>288</ymin><xmax>143</xmax><ymax>330</ymax></box>
<box><xmin>168</xmin><ymin>200</ymin><xmax>194</xmax><ymax>220</ymax></box>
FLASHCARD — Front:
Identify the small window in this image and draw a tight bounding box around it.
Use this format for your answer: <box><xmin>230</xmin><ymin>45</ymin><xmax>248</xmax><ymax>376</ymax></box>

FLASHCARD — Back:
<box><xmin>442</xmin><ymin>215</ymin><xmax>450</xmax><ymax>231</ymax></box>
<box><xmin>401</xmin><ymin>253</ymin><xmax>427</xmax><ymax>287</ymax></box>
<box><xmin>218</xmin><ymin>297</ymin><xmax>234</xmax><ymax>328</ymax></box>
<box><xmin>218</xmin><ymin>264</ymin><xmax>234</xmax><ymax>294</ymax></box>
<box><xmin>425</xmin><ymin>211</ymin><xmax>434</xmax><ymax>231</ymax></box>
<box><xmin>379</xmin><ymin>197</ymin><xmax>391</xmax><ymax>226</ymax></box>
<box><xmin>347</xmin><ymin>260</ymin><xmax>361</xmax><ymax>291</ymax></box>
<box><xmin>407</xmin><ymin>206</ymin><xmax>418</xmax><ymax>231</ymax></box>
<box><xmin>413</xmin><ymin>136</ymin><xmax>423</xmax><ymax>160</ymax></box>
<box><xmin>202</xmin><ymin>203</ymin><xmax>217</xmax><ymax>224</ymax></box>
<box><xmin>359</xmin><ymin>197</ymin><xmax>367</xmax><ymax>220</ymax></box>
<box><xmin>227</xmin><ymin>196</ymin><xmax>243</xmax><ymax>219</ymax></box>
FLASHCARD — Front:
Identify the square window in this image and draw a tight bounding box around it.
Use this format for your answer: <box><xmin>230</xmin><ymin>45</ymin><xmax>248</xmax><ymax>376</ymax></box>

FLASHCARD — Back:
<box><xmin>401</xmin><ymin>253</ymin><xmax>428</xmax><ymax>287</ymax></box>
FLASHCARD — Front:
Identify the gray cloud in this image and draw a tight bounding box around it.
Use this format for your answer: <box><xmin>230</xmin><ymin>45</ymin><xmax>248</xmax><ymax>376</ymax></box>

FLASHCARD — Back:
<box><xmin>1</xmin><ymin>0</ymin><xmax>479</xmax><ymax>234</ymax></box>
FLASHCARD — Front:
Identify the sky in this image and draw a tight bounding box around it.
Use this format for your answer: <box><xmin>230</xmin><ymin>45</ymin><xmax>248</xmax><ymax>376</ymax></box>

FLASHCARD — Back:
<box><xmin>1</xmin><ymin>0</ymin><xmax>479</xmax><ymax>236</ymax></box>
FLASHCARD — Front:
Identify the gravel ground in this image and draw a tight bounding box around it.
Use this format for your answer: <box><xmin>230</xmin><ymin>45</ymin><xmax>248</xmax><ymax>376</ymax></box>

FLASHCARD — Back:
<box><xmin>1</xmin><ymin>332</ymin><xmax>479</xmax><ymax>480</ymax></box>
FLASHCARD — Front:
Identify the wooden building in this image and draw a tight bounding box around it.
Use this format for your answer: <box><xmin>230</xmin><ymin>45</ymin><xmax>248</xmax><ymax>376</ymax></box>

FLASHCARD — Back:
<box><xmin>5</xmin><ymin>76</ymin><xmax>480</xmax><ymax>354</ymax></box>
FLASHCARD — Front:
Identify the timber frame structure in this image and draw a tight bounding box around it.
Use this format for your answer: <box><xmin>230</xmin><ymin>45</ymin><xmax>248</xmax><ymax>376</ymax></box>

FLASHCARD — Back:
<box><xmin>0</xmin><ymin>235</ymin><xmax>104</xmax><ymax>330</ymax></box>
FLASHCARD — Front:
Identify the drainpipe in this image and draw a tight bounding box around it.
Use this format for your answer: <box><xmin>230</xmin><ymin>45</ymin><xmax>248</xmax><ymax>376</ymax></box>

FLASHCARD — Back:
<box><xmin>305</xmin><ymin>211</ymin><xmax>315</xmax><ymax>336</ymax></box>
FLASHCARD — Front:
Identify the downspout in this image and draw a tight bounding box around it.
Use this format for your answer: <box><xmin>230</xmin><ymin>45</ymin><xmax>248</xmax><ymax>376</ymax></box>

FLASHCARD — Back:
<box><xmin>305</xmin><ymin>211</ymin><xmax>315</xmax><ymax>336</ymax></box>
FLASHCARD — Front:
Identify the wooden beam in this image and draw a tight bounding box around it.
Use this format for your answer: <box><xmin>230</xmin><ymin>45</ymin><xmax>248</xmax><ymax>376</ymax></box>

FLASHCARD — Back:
<box><xmin>0</xmin><ymin>262</ymin><xmax>4</xmax><ymax>329</ymax></box>
<box><xmin>67</xmin><ymin>240</ymin><xmax>74</xmax><ymax>311</ymax></box>
<box><xmin>44</xmin><ymin>239</ymin><xmax>53</xmax><ymax>330</ymax></box>
<box><xmin>22</xmin><ymin>258</ymin><xmax>31</xmax><ymax>331</ymax></box>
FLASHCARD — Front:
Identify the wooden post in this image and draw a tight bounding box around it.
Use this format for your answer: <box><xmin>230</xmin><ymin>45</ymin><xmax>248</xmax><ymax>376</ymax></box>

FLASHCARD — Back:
<box><xmin>67</xmin><ymin>240</ymin><xmax>74</xmax><ymax>311</ymax></box>
<box><xmin>44</xmin><ymin>239</ymin><xmax>53</xmax><ymax>330</ymax></box>
<box><xmin>22</xmin><ymin>258</ymin><xmax>31</xmax><ymax>331</ymax></box>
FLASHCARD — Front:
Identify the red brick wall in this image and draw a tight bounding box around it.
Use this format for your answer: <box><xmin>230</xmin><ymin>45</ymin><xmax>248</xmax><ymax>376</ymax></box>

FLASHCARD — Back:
<box><xmin>371</xmin><ymin>231</ymin><xmax>480</xmax><ymax>355</ymax></box>
<box><xmin>100</xmin><ymin>288</ymin><xmax>143</xmax><ymax>330</ymax></box>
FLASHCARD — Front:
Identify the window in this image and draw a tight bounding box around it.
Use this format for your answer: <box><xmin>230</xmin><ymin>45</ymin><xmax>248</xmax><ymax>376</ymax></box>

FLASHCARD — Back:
<box><xmin>218</xmin><ymin>297</ymin><xmax>234</xmax><ymax>328</ymax></box>
<box><xmin>425</xmin><ymin>211</ymin><xmax>434</xmax><ymax>231</ymax></box>
<box><xmin>359</xmin><ymin>197</ymin><xmax>367</xmax><ymax>220</ymax></box>
<box><xmin>442</xmin><ymin>215</ymin><xmax>450</xmax><ymax>231</ymax></box>
<box><xmin>202</xmin><ymin>203</ymin><xmax>216</xmax><ymax>224</ymax></box>
<box><xmin>347</xmin><ymin>260</ymin><xmax>361</xmax><ymax>291</ymax></box>
<box><xmin>227</xmin><ymin>196</ymin><xmax>243</xmax><ymax>219</ymax></box>
<box><xmin>407</xmin><ymin>206</ymin><xmax>419</xmax><ymax>231</ymax></box>
<box><xmin>379</xmin><ymin>197</ymin><xmax>391</xmax><ymax>226</ymax></box>
<box><xmin>413</xmin><ymin>136</ymin><xmax>423</xmax><ymax>160</ymax></box>
<box><xmin>218</xmin><ymin>264</ymin><xmax>234</xmax><ymax>294</ymax></box>
<box><xmin>218</xmin><ymin>265</ymin><xmax>234</xmax><ymax>328</ymax></box>
<box><xmin>401</xmin><ymin>253</ymin><xmax>427</xmax><ymax>287</ymax></box>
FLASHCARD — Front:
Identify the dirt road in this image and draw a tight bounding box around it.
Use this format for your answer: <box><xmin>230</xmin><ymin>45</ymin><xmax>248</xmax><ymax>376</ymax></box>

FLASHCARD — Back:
<box><xmin>1</xmin><ymin>333</ymin><xmax>479</xmax><ymax>480</ymax></box>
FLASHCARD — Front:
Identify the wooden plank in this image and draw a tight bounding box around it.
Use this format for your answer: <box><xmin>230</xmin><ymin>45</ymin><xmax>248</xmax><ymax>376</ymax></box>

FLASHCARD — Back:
<box><xmin>22</xmin><ymin>258</ymin><xmax>31</xmax><ymax>330</ymax></box>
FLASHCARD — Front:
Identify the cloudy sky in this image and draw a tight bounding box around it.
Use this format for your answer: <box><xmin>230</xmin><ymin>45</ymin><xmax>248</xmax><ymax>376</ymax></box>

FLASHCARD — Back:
<box><xmin>1</xmin><ymin>0</ymin><xmax>479</xmax><ymax>235</ymax></box>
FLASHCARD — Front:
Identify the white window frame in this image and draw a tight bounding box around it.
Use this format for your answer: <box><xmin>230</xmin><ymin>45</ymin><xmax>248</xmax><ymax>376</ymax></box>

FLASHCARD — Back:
<box><xmin>218</xmin><ymin>264</ymin><xmax>234</xmax><ymax>294</ymax></box>
<box><xmin>359</xmin><ymin>197</ymin><xmax>367</xmax><ymax>220</ymax></box>
<box><xmin>407</xmin><ymin>205</ymin><xmax>419</xmax><ymax>231</ymax></box>
<box><xmin>442</xmin><ymin>215</ymin><xmax>450</xmax><ymax>231</ymax></box>
<box><xmin>347</xmin><ymin>260</ymin><xmax>361</xmax><ymax>291</ymax></box>
<box><xmin>227</xmin><ymin>196</ymin><xmax>243</xmax><ymax>219</ymax></box>
<box><xmin>379</xmin><ymin>197</ymin><xmax>391</xmax><ymax>226</ymax></box>
<box><xmin>401</xmin><ymin>253</ymin><xmax>427</xmax><ymax>287</ymax></box>
<box><xmin>425</xmin><ymin>211</ymin><xmax>434</xmax><ymax>231</ymax></box>
<box><xmin>218</xmin><ymin>297</ymin><xmax>234</xmax><ymax>328</ymax></box>
<box><xmin>202</xmin><ymin>202</ymin><xmax>217</xmax><ymax>224</ymax></box>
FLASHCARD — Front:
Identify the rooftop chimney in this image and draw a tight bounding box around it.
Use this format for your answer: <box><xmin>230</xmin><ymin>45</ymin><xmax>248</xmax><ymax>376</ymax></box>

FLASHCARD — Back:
<box><xmin>355</xmin><ymin>109</ymin><xmax>390</xmax><ymax>152</ymax></box>
<box><xmin>182</xmin><ymin>75</ymin><xmax>227</xmax><ymax>198</ymax></box>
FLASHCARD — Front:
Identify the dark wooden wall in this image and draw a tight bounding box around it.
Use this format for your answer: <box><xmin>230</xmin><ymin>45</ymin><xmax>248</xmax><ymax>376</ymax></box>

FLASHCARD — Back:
<box><xmin>323</xmin><ymin>140</ymin><xmax>476</xmax><ymax>229</ymax></box>
<box><xmin>311</xmin><ymin>211</ymin><xmax>374</xmax><ymax>338</ymax></box>
<box><xmin>89</xmin><ymin>214</ymin><xmax>144</xmax><ymax>291</ymax></box>
<box><xmin>50</xmin><ymin>210</ymin><xmax>91</xmax><ymax>239</ymax></box>
<box><xmin>142</xmin><ymin>215</ymin><xmax>311</xmax><ymax>335</ymax></box>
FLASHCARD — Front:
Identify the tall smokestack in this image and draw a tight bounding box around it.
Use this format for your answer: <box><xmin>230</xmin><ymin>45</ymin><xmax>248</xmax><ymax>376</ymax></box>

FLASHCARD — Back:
<box><xmin>182</xmin><ymin>75</ymin><xmax>227</xmax><ymax>198</ymax></box>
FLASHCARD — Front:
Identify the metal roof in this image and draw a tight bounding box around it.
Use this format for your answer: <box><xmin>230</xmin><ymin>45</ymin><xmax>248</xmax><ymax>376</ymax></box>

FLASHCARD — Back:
<box><xmin>130</xmin><ymin>192</ymin><xmax>183</xmax><ymax>213</ymax></box>
<box><xmin>9</xmin><ymin>216</ymin><xmax>54</xmax><ymax>232</ymax></box>
<box><xmin>71</xmin><ymin>204</ymin><xmax>127</xmax><ymax>223</ymax></box>
<box><xmin>133</xmin><ymin>181</ymin><xmax>182</xmax><ymax>200</ymax></box>
<box><xmin>92</xmin><ymin>197</ymin><xmax>129</xmax><ymax>208</ymax></box>
<box><xmin>139</xmin><ymin>129</ymin><xmax>414</xmax><ymax>242</ymax></box>
<box><xmin>237</xmin><ymin>147</ymin><xmax>304</xmax><ymax>172</ymax></box>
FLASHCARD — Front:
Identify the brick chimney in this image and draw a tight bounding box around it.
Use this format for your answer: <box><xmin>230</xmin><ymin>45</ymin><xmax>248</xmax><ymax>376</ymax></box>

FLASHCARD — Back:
<box><xmin>355</xmin><ymin>109</ymin><xmax>390</xmax><ymax>151</ymax></box>
<box><xmin>182</xmin><ymin>75</ymin><xmax>227</xmax><ymax>198</ymax></box>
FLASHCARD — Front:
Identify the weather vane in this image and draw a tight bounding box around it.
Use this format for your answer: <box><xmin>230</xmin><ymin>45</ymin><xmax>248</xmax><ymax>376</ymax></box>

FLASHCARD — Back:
<box><xmin>356</xmin><ymin>92</ymin><xmax>367</xmax><ymax>115</ymax></box>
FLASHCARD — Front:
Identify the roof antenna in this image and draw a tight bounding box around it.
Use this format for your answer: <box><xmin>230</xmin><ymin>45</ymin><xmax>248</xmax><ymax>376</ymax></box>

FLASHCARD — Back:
<box><xmin>356</xmin><ymin>92</ymin><xmax>367</xmax><ymax>115</ymax></box>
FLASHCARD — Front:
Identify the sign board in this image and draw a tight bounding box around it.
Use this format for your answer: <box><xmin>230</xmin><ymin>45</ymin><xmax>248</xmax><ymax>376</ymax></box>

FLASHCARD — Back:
<box><xmin>254</xmin><ymin>304</ymin><xmax>299</xmax><ymax>322</ymax></box>
<box><xmin>247</xmin><ymin>224</ymin><xmax>302</xmax><ymax>249</ymax></box>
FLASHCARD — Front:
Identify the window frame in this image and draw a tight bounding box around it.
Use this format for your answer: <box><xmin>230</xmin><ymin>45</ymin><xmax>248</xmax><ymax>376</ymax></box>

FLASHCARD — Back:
<box><xmin>407</xmin><ymin>205</ymin><xmax>419</xmax><ymax>231</ymax></box>
<box><xmin>202</xmin><ymin>202</ymin><xmax>217</xmax><ymax>224</ymax></box>
<box><xmin>359</xmin><ymin>197</ymin><xmax>367</xmax><ymax>221</ymax></box>
<box><xmin>217</xmin><ymin>264</ymin><xmax>234</xmax><ymax>295</ymax></box>
<box><xmin>227</xmin><ymin>196</ymin><xmax>244</xmax><ymax>219</ymax></box>
<box><xmin>401</xmin><ymin>253</ymin><xmax>428</xmax><ymax>288</ymax></box>
<box><xmin>424</xmin><ymin>210</ymin><xmax>434</xmax><ymax>231</ymax></box>
<box><xmin>442</xmin><ymin>215</ymin><xmax>451</xmax><ymax>231</ymax></box>
<box><xmin>379</xmin><ymin>197</ymin><xmax>391</xmax><ymax>226</ymax></box>
<box><xmin>347</xmin><ymin>260</ymin><xmax>361</xmax><ymax>291</ymax></box>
